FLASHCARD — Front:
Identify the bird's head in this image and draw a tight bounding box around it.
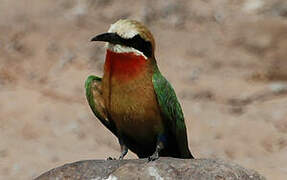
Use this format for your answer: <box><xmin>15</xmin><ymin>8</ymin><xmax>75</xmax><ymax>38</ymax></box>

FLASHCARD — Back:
<box><xmin>91</xmin><ymin>19</ymin><xmax>155</xmax><ymax>59</ymax></box>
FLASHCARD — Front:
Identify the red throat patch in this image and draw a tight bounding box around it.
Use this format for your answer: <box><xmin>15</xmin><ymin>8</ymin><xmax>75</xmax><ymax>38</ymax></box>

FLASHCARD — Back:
<box><xmin>104</xmin><ymin>50</ymin><xmax>147</xmax><ymax>82</ymax></box>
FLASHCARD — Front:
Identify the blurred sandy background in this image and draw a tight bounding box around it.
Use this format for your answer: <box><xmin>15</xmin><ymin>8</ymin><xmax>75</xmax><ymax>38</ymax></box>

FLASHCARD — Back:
<box><xmin>1</xmin><ymin>0</ymin><xmax>287</xmax><ymax>179</ymax></box>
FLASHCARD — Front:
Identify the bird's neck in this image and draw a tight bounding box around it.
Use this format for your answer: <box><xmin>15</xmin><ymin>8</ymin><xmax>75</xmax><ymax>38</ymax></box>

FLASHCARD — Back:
<box><xmin>104</xmin><ymin>49</ymin><xmax>148</xmax><ymax>82</ymax></box>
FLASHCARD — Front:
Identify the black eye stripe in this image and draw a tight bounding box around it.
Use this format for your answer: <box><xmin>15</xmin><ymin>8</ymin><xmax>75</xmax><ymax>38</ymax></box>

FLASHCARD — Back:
<box><xmin>114</xmin><ymin>33</ymin><xmax>152</xmax><ymax>58</ymax></box>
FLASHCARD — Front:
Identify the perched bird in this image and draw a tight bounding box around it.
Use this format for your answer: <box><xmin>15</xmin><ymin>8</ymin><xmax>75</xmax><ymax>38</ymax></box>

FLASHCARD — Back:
<box><xmin>86</xmin><ymin>19</ymin><xmax>194</xmax><ymax>160</ymax></box>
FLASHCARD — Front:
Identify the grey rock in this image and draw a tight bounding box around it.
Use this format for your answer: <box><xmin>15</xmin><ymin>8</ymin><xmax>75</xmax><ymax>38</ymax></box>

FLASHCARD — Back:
<box><xmin>35</xmin><ymin>158</ymin><xmax>265</xmax><ymax>180</ymax></box>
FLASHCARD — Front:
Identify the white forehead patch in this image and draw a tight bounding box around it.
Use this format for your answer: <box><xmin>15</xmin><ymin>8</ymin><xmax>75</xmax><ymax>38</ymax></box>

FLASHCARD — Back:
<box><xmin>108</xmin><ymin>20</ymin><xmax>139</xmax><ymax>39</ymax></box>
<box><xmin>107</xmin><ymin>43</ymin><xmax>147</xmax><ymax>60</ymax></box>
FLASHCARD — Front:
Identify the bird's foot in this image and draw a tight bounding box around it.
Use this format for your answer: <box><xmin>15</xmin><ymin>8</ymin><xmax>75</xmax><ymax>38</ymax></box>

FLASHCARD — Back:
<box><xmin>118</xmin><ymin>155</ymin><xmax>125</xmax><ymax>160</ymax></box>
<box><xmin>106</xmin><ymin>157</ymin><xmax>117</xmax><ymax>160</ymax></box>
<box><xmin>148</xmin><ymin>152</ymin><xmax>159</xmax><ymax>161</ymax></box>
<box><xmin>118</xmin><ymin>141</ymin><xmax>128</xmax><ymax>160</ymax></box>
<box><xmin>148</xmin><ymin>142</ymin><xmax>163</xmax><ymax>161</ymax></box>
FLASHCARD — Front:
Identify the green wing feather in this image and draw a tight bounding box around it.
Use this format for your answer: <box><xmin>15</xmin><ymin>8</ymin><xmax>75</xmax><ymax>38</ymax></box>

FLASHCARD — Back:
<box><xmin>85</xmin><ymin>75</ymin><xmax>117</xmax><ymax>136</ymax></box>
<box><xmin>152</xmin><ymin>69</ymin><xmax>193</xmax><ymax>158</ymax></box>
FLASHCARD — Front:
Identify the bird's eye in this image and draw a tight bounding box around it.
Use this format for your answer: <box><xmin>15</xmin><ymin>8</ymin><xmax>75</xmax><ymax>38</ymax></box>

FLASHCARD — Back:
<box><xmin>126</xmin><ymin>35</ymin><xmax>152</xmax><ymax>58</ymax></box>
<box><xmin>100</xmin><ymin>32</ymin><xmax>152</xmax><ymax>58</ymax></box>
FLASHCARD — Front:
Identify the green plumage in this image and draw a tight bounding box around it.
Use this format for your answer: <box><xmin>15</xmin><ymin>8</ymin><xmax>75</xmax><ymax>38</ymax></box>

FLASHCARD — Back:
<box><xmin>152</xmin><ymin>68</ymin><xmax>193</xmax><ymax>158</ymax></box>
<box><xmin>85</xmin><ymin>75</ymin><xmax>117</xmax><ymax>136</ymax></box>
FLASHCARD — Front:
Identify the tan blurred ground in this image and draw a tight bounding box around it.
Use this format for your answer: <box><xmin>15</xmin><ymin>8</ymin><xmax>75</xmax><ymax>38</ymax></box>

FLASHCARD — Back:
<box><xmin>1</xmin><ymin>0</ymin><xmax>287</xmax><ymax>179</ymax></box>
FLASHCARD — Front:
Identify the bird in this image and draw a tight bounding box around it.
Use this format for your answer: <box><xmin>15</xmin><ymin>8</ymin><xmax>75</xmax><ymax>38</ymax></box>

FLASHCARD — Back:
<box><xmin>85</xmin><ymin>19</ymin><xmax>194</xmax><ymax>161</ymax></box>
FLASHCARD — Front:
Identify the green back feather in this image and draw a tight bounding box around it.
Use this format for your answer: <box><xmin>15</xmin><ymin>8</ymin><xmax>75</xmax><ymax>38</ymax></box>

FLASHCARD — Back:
<box><xmin>152</xmin><ymin>68</ymin><xmax>193</xmax><ymax>158</ymax></box>
<box><xmin>85</xmin><ymin>75</ymin><xmax>117</xmax><ymax>136</ymax></box>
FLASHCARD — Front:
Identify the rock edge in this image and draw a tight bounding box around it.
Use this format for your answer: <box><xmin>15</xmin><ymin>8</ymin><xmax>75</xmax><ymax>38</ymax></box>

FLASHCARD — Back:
<box><xmin>35</xmin><ymin>158</ymin><xmax>265</xmax><ymax>180</ymax></box>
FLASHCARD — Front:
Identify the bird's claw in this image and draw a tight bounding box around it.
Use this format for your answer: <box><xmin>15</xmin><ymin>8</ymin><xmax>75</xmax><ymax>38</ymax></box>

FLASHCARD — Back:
<box><xmin>106</xmin><ymin>157</ymin><xmax>116</xmax><ymax>160</ymax></box>
<box><xmin>119</xmin><ymin>155</ymin><xmax>124</xmax><ymax>160</ymax></box>
<box><xmin>148</xmin><ymin>153</ymin><xmax>159</xmax><ymax>161</ymax></box>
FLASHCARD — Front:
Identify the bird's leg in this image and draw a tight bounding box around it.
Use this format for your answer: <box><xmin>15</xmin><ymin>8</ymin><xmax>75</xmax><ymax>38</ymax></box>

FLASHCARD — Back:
<box><xmin>119</xmin><ymin>144</ymin><xmax>128</xmax><ymax>160</ymax></box>
<box><xmin>106</xmin><ymin>136</ymin><xmax>128</xmax><ymax>160</ymax></box>
<box><xmin>148</xmin><ymin>142</ymin><xmax>164</xmax><ymax>161</ymax></box>
<box><xmin>148</xmin><ymin>136</ymin><xmax>165</xmax><ymax>161</ymax></box>
<box><xmin>118</xmin><ymin>136</ymin><xmax>128</xmax><ymax>160</ymax></box>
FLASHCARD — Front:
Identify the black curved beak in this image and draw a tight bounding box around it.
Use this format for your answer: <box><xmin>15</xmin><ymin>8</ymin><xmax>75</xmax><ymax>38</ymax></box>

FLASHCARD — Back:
<box><xmin>91</xmin><ymin>33</ymin><xmax>123</xmax><ymax>45</ymax></box>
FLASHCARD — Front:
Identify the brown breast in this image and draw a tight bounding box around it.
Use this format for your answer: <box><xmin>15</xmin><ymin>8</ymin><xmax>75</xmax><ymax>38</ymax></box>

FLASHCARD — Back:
<box><xmin>102</xmin><ymin>51</ymin><xmax>164</xmax><ymax>143</ymax></box>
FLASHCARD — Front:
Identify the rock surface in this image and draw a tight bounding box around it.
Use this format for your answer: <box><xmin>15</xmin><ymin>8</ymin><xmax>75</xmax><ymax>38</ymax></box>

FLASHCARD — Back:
<box><xmin>36</xmin><ymin>158</ymin><xmax>265</xmax><ymax>180</ymax></box>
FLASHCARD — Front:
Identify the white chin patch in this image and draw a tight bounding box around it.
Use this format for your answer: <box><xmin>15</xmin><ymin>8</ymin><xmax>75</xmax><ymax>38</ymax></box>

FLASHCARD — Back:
<box><xmin>107</xmin><ymin>43</ymin><xmax>147</xmax><ymax>59</ymax></box>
